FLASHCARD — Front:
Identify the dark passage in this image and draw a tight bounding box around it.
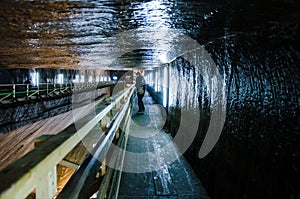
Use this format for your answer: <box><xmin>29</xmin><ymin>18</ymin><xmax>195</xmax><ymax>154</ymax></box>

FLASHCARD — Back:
<box><xmin>118</xmin><ymin>93</ymin><xmax>209</xmax><ymax>199</ymax></box>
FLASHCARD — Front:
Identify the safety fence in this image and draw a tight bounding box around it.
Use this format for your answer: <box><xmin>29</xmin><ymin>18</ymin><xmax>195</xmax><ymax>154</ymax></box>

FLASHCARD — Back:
<box><xmin>0</xmin><ymin>81</ymin><xmax>115</xmax><ymax>103</ymax></box>
<box><xmin>0</xmin><ymin>84</ymin><xmax>135</xmax><ymax>199</ymax></box>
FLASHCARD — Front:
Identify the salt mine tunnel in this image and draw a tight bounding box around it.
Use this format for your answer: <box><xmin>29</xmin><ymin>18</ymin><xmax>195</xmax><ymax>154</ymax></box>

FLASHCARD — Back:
<box><xmin>0</xmin><ymin>0</ymin><xmax>299</xmax><ymax>199</ymax></box>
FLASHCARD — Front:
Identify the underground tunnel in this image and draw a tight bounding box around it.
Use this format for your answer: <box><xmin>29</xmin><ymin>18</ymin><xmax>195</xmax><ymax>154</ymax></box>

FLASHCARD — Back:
<box><xmin>0</xmin><ymin>0</ymin><xmax>299</xmax><ymax>199</ymax></box>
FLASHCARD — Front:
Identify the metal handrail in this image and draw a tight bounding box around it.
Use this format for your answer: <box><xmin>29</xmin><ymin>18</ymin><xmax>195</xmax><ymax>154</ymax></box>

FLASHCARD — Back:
<box><xmin>97</xmin><ymin>107</ymin><xmax>132</xmax><ymax>199</ymax></box>
<box><xmin>56</xmin><ymin>88</ymin><xmax>133</xmax><ymax>199</ymax></box>
<box><xmin>0</xmin><ymin>81</ymin><xmax>115</xmax><ymax>103</ymax></box>
<box><xmin>0</xmin><ymin>84</ymin><xmax>135</xmax><ymax>199</ymax></box>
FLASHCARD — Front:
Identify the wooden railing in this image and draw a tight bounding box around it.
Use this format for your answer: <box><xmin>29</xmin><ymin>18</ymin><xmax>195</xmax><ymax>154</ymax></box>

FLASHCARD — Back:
<box><xmin>0</xmin><ymin>85</ymin><xmax>135</xmax><ymax>199</ymax></box>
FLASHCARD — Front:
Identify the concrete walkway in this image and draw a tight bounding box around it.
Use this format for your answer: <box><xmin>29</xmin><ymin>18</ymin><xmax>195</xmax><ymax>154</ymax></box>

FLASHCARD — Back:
<box><xmin>118</xmin><ymin>93</ymin><xmax>209</xmax><ymax>199</ymax></box>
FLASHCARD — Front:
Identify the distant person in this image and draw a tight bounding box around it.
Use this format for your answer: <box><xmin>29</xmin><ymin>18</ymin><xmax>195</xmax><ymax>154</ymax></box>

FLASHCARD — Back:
<box><xmin>135</xmin><ymin>72</ymin><xmax>145</xmax><ymax>113</ymax></box>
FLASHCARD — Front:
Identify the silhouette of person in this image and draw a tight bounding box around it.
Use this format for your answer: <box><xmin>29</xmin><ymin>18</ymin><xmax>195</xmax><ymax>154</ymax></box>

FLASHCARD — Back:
<box><xmin>135</xmin><ymin>72</ymin><xmax>145</xmax><ymax>113</ymax></box>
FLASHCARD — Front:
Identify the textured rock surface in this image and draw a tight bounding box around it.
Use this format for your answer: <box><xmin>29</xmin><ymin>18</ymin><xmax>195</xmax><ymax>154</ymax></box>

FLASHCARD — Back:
<box><xmin>0</xmin><ymin>87</ymin><xmax>110</xmax><ymax>134</ymax></box>
<box><xmin>0</xmin><ymin>0</ymin><xmax>299</xmax><ymax>198</ymax></box>
<box><xmin>161</xmin><ymin>3</ymin><xmax>299</xmax><ymax>199</ymax></box>
<box><xmin>165</xmin><ymin>41</ymin><xmax>299</xmax><ymax>197</ymax></box>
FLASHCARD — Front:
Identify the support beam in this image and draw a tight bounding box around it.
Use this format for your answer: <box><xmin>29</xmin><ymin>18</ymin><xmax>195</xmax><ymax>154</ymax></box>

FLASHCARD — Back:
<box><xmin>59</xmin><ymin>159</ymin><xmax>79</xmax><ymax>170</ymax></box>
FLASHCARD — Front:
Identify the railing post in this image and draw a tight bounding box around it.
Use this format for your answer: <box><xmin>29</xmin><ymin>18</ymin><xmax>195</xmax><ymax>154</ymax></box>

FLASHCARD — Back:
<box><xmin>34</xmin><ymin>135</ymin><xmax>57</xmax><ymax>199</ymax></box>
<box><xmin>101</xmin><ymin>116</ymin><xmax>110</xmax><ymax>132</ymax></box>
<box><xmin>101</xmin><ymin>158</ymin><xmax>106</xmax><ymax>176</ymax></box>
<box><xmin>12</xmin><ymin>84</ymin><xmax>16</xmax><ymax>99</ymax></box>
<box><xmin>46</xmin><ymin>82</ymin><xmax>49</xmax><ymax>96</ymax></box>
<box><xmin>116</xmin><ymin>101</ymin><xmax>120</xmax><ymax>112</ymax></box>
<box><xmin>36</xmin><ymin>167</ymin><xmax>57</xmax><ymax>199</ymax></box>
<box><xmin>26</xmin><ymin>84</ymin><xmax>29</xmax><ymax>98</ymax></box>
<box><xmin>121</xmin><ymin>95</ymin><xmax>125</xmax><ymax>105</ymax></box>
<box><xmin>115</xmin><ymin>129</ymin><xmax>120</xmax><ymax>140</ymax></box>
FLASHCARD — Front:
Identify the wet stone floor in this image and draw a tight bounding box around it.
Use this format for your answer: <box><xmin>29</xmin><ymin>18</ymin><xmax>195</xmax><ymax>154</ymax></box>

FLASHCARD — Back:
<box><xmin>118</xmin><ymin>93</ymin><xmax>209</xmax><ymax>199</ymax></box>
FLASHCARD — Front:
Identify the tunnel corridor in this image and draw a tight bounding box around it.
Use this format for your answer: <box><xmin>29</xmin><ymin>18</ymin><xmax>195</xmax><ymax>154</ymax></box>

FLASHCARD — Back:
<box><xmin>0</xmin><ymin>0</ymin><xmax>299</xmax><ymax>199</ymax></box>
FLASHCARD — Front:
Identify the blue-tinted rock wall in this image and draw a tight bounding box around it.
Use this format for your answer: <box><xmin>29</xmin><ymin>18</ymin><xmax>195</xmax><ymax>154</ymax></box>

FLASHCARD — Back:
<box><xmin>162</xmin><ymin>33</ymin><xmax>299</xmax><ymax>198</ymax></box>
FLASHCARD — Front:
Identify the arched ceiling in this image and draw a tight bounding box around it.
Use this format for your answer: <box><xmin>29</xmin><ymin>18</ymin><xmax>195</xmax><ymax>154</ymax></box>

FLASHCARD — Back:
<box><xmin>0</xmin><ymin>0</ymin><xmax>218</xmax><ymax>70</ymax></box>
<box><xmin>0</xmin><ymin>0</ymin><xmax>298</xmax><ymax>70</ymax></box>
